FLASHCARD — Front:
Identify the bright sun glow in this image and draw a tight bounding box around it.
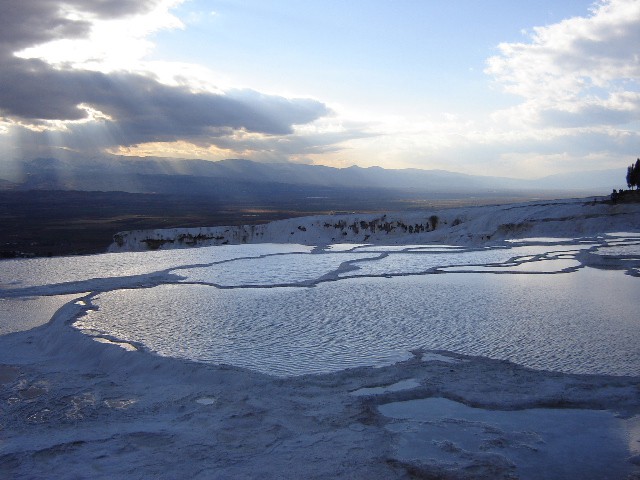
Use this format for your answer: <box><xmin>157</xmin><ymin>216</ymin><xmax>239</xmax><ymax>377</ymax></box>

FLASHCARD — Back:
<box><xmin>108</xmin><ymin>140</ymin><xmax>234</xmax><ymax>160</ymax></box>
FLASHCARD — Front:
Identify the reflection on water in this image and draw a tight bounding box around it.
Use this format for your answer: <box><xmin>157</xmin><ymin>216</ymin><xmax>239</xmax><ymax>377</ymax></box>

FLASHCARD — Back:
<box><xmin>0</xmin><ymin>294</ymin><xmax>82</xmax><ymax>335</ymax></box>
<box><xmin>176</xmin><ymin>252</ymin><xmax>380</xmax><ymax>286</ymax></box>
<box><xmin>77</xmin><ymin>264</ymin><xmax>640</xmax><ymax>377</ymax></box>
<box><xmin>379</xmin><ymin>397</ymin><xmax>637</xmax><ymax>480</ymax></box>
<box><xmin>0</xmin><ymin>244</ymin><xmax>314</xmax><ymax>289</ymax></box>
<box><xmin>443</xmin><ymin>258</ymin><xmax>581</xmax><ymax>273</ymax></box>
<box><xmin>338</xmin><ymin>244</ymin><xmax>593</xmax><ymax>278</ymax></box>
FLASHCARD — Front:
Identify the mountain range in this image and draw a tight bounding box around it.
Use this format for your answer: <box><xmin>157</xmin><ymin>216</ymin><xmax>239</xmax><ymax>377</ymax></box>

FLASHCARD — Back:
<box><xmin>0</xmin><ymin>155</ymin><xmax>628</xmax><ymax>257</ymax></box>
<box><xmin>0</xmin><ymin>155</ymin><xmax>624</xmax><ymax>198</ymax></box>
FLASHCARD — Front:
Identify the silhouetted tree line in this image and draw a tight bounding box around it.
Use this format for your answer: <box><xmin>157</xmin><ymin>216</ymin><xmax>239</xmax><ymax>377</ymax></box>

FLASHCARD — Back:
<box><xmin>627</xmin><ymin>158</ymin><xmax>640</xmax><ymax>190</ymax></box>
<box><xmin>323</xmin><ymin>216</ymin><xmax>440</xmax><ymax>235</ymax></box>
<box><xmin>611</xmin><ymin>158</ymin><xmax>640</xmax><ymax>203</ymax></box>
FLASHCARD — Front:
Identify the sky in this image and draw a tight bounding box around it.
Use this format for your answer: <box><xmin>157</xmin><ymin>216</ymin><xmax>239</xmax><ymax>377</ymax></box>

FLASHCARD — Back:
<box><xmin>0</xmin><ymin>0</ymin><xmax>638</xmax><ymax>179</ymax></box>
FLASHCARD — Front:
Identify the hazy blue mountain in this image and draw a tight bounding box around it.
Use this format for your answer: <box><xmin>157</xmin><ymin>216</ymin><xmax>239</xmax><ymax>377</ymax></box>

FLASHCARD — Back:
<box><xmin>0</xmin><ymin>155</ymin><xmax>624</xmax><ymax>196</ymax></box>
<box><xmin>527</xmin><ymin>169</ymin><xmax>623</xmax><ymax>190</ymax></box>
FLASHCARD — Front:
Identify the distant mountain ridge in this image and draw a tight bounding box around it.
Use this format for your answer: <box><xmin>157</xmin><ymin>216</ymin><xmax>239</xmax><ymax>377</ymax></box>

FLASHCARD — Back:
<box><xmin>0</xmin><ymin>155</ymin><xmax>623</xmax><ymax>196</ymax></box>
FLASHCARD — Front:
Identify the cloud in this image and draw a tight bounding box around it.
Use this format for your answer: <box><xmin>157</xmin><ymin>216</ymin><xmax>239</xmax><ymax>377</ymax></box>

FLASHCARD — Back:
<box><xmin>486</xmin><ymin>0</ymin><xmax>640</xmax><ymax>129</ymax></box>
<box><xmin>58</xmin><ymin>117</ymin><xmax>370</xmax><ymax>164</ymax></box>
<box><xmin>0</xmin><ymin>58</ymin><xmax>329</xmax><ymax>134</ymax></box>
<box><xmin>2</xmin><ymin>0</ymin><xmax>634</xmax><ymax>178</ymax></box>
<box><xmin>0</xmin><ymin>0</ymin><xmax>333</xmax><ymax>159</ymax></box>
<box><xmin>0</xmin><ymin>0</ymin><xmax>163</xmax><ymax>53</ymax></box>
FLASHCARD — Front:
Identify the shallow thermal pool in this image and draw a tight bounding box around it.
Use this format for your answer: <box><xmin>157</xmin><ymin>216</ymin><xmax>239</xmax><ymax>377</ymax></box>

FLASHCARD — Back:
<box><xmin>59</xmin><ymin>234</ymin><xmax>640</xmax><ymax>377</ymax></box>
<box><xmin>2</xmin><ymin>234</ymin><xmax>640</xmax><ymax>480</ymax></box>
<box><xmin>379</xmin><ymin>397</ymin><xmax>640</xmax><ymax>480</ymax></box>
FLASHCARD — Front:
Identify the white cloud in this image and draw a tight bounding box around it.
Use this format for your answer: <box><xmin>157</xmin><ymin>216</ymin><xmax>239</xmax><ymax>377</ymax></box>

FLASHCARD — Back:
<box><xmin>15</xmin><ymin>0</ymin><xmax>185</xmax><ymax>73</ymax></box>
<box><xmin>486</xmin><ymin>0</ymin><xmax>640</xmax><ymax>128</ymax></box>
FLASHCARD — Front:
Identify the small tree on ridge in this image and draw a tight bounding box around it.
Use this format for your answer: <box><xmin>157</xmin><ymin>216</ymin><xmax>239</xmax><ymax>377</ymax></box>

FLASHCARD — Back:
<box><xmin>627</xmin><ymin>158</ymin><xmax>640</xmax><ymax>190</ymax></box>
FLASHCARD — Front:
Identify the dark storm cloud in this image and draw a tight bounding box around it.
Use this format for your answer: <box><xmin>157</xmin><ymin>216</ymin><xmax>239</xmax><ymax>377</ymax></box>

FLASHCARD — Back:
<box><xmin>0</xmin><ymin>0</ymin><xmax>161</xmax><ymax>52</ymax></box>
<box><xmin>0</xmin><ymin>0</ymin><xmax>330</xmax><ymax>148</ymax></box>
<box><xmin>0</xmin><ymin>57</ymin><xmax>328</xmax><ymax>136</ymax></box>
